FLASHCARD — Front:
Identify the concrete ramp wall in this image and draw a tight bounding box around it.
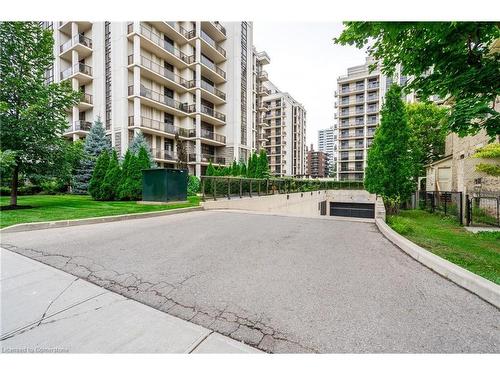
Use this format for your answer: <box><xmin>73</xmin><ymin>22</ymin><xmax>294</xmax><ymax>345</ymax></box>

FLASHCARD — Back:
<box><xmin>202</xmin><ymin>190</ymin><xmax>385</xmax><ymax>220</ymax></box>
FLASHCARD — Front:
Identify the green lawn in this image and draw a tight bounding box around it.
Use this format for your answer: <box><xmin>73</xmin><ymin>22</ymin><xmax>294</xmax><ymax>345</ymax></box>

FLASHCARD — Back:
<box><xmin>0</xmin><ymin>194</ymin><xmax>200</xmax><ymax>229</ymax></box>
<box><xmin>388</xmin><ymin>210</ymin><xmax>500</xmax><ymax>285</ymax></box>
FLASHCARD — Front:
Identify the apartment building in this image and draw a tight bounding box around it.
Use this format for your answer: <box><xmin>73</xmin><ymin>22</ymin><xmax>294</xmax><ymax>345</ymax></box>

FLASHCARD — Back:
<box><xmin>260</xmin><ymin>81</ymin><xmax>307</xmax><ymax>177</ymax></box>
<box><xmin>334</xmin><ymin>57</ymin><xmax>413</xmax><ymax>181</ymax></box>
<box><xmin>306</xmin><ymin>144</ymin><xmax>329</xmax><ymax>178</ymax></box>
<box><xmin>253</xmin><ymin>48</ymin><xmax>271</xmax><ymax>152</ymax></box>
<box><xmin>45</xmin><ymin>21</ymin><xmax>268</xmax><ymax>176</ymax></box>
<box><xmin>318</xmin><ymin>126</ymin><xmax>337</xmax><ymax>176</ymax></box>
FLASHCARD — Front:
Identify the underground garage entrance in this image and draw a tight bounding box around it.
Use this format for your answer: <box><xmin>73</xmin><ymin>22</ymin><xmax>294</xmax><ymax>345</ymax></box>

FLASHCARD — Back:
<box><xmin>329</xmin><ymin>202</ymin><xmax>375</xmax><ymax>219</ymax></box>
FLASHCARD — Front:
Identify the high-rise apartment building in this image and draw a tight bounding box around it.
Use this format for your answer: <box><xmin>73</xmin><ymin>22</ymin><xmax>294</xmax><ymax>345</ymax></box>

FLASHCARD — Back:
<box><xmin>45</xmin><ymin>21</ymin><xmax>277</xmax><ymax>176</ymax></box>
<box><xmin>306</xmin><ymin>144</ymin><xmax>329</xmax><ymax>178</ymax></box>
<box><xmin>260</xmin><ymin>81</ymin><xmax>307</xmax><ymax>177</ymax></box>
<box><xmin>318</xmin><ymin>126</ymin><xmax>337</xmax><ymax>176</ymax></box>
<box><xmin>334</xmin><ymin>57</ymin><xmax>416</xmax><ymax>181</ymax></box>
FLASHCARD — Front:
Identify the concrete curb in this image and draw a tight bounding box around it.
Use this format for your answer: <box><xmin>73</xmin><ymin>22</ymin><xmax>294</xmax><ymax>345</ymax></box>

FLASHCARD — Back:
<box><xmin>1</xmin><ymin>206</ymin><xmax>204</xmax><ymax>233</ymax></box>
<box><xmin>375</xmin><ymin>218</ymin><xmax>500</xmax><ymax>309</ymax></box>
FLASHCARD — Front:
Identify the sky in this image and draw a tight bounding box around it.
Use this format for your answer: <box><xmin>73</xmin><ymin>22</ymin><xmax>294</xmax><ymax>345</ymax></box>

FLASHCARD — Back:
<box><xmin>253</xmin><ymin>22</ymin><xmax>367</xmax><ymax>149</ymax></box>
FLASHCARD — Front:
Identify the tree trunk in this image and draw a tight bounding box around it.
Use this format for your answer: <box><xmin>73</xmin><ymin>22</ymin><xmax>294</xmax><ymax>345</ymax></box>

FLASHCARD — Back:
<box><xmin>10</xmin><ymin>164</ymin><xmax>19</xmax><ymax>206</ymax></box>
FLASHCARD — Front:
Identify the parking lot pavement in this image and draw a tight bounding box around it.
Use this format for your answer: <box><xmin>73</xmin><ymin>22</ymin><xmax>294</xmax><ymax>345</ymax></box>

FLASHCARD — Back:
<box><xmin>0</xmin><ymin>248</ymin><xmax>260</xmax><ymax>353</ymax></box>
<box><xmin>2</xmin><ymin>210</ymin><xmax>499</xmax><ymax>353</ymax></box>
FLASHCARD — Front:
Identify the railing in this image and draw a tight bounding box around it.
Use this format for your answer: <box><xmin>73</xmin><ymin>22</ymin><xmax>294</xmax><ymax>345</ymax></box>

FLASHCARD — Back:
<box><xmin>189</xmin><ymin>128</ymin><xmax>226</xmax><ymax>143</ymax></box>
<box><xmin>200</xmin><ymin>30</ymin><xmax>226</xmax><ymax>57</ymax></box>
<box><xmin>200</xmin><ymin>55</ymin><xmax>226</xmax><ymax>79</ymax></box>
<box><xmin>73</xmin><ymin>120</ymin><xmax>92</xmax><ymax>131</ymax></box>
<box><xmin>200</xmin><ymin>104</ymin><xmax>226</xmax><ymax>122</ymax></box>
<box><xmin>420</xmin><ymin>191</ymin><xmax>463</xmax><ymax>225</ymax></box>
<box><xmin>197</xmin><ymin>80</ymin><xmax>226</xmax><ymax>100</ymax></box>
<box><xmin>129</xmin><ymin>85</ymin><xmax>189</xmax><ymax>113</ymax></box>
<box><xmin>213</xmin><ymin>21</ymin><xmax>226</xmax><ymax>36</ymax></box>
<box><xmin>60</xmin><ymin>33</ymin><xmax>93</xmax><ymax>53</ymax></box>
<box><xmin>368</xmin><ymin>82</ymin><xmax>379</xmax><ymax>89</ymax></box>
<box><xmin>188</xmin><ymin>153</ymin><xmax>225</xmax><ymax>165</ymax></box>
<box><xmin>133</xmin><ymin>23</ymin><xmax>194</xmax><ymax>64</ymax></box>
<box><xmin>367</xmin><ymin>107</ymin><xmax>378</xmax><ymax>113</ymax></box>
<box><xmin>128</xmin><ymin>116</ymin><xmax>190</xmax><ymax>137</ymax></box>
<box><xmin>200</xmin><ymin>176</ymin><xmax>365</xmax><ymax>201</ymax></box>
<box><xmin>60</xmin><ymin>63</ymin><xmax>93</xmax><ymax>80</ymax></box>
<box><xmin>165</xmin><ymin>21</ymin><xmax>192</xmax><ymax>39</ymax></box>
<box><xmin>151</xmin><ymin>148</ymin><xmax>177</xmax><ymax>161</ymax></box>
<box><xmin>80</xmin><ymin>92</ymin><xmax>92</xmax><ymax>104</ymax></box>
<box><xmin>466</xmin><ymin>193</ymin><xmax>500</xmax><ymax>227</ymax></box>
<box><xmin>129</xmin><ymin>55</ymin><xmax>189</xmax><ymax>88</ymax></box>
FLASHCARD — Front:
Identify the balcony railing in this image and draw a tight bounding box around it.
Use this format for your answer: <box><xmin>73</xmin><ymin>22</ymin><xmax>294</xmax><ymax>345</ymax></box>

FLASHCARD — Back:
<box><xmin>367</xmin><ymin>106</ymin><xmax>378</xmax><ymax>113</ymax></box>
<box><xmin>129</xmin><ymin>85</ymin><xmax>189</xmax><ymax>113</ymax></box>
<box><xmin>128</xmin><ymin>54</ymin><xmax>188</xmax><ymax>88</ymax></box>
<box><xmin>186</xmin><ymin>104</ymin><xmax>225</xmax><ymax>122</ymax></box>
<box><xmin>80</xmin><ymin>92</ymin><xmax>92</xmax><ymax>104</ymax></box>
<box><xmin>151</xmin><ymin>148</ymin><xmax>177</xmax><ymax>161</ymax></box>
<box><xmin>189</xmin><ymin>153</ymin><xmax>225</xmax><ymax>165</ymax></box>
<box><xmin>368</xmin><ymin>82</ymin><xmax>379</xmax><ymax>89</ymax></box>
<box><xmin>73</xmin><ymin>120</ymin><xmax>92</xmax><ymax>131</ymax></box>
<box><xmin>128</xmin><ymin>116</ymin><xmax>190</xmax><ymax>137</ymax></box>
<box><xmin>199</xmin><ymin>80</ymin><xmax>226</xmax><ymax>100</ymax></box>
<box><xmin>200</xmin><ymin>55</ymin><xmax>226</xmax><ymax>79</ymax></box>
<box><xmin>60</xmin><ymin>63</ymin><xmax>93</xmax><ymax>80</ymax></box>
<box><xmin>133</xmin><ymin>23</ymin><xmax>194</xmax><ymax>64</ymax></box>
<box><xmin>165</xmin><ymin>21</ymin><xmax>193</xmax><ymax>39</ymax></box>
<box><xmin>60</xmin><ymin>33</ymin><xmax>93</xmax><ymax>53</ymax></box>
<box><xmin>191</xmin><ymin>128</ymin><xmax>226</xmax><ymax>143</ymax></box>
<box><xmin>213</xmin><ymin>21</ymin><xmax>226</xmax><ymax>36</ymax></box>
<box><xmin>200</xmin><ymin>30</ymin><xmax>226</xmax><ymax>57</ymax></box>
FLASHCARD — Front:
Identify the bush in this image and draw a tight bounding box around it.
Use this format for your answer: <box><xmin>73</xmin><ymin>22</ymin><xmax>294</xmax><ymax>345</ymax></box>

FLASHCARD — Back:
<box><xmin>89</xmin><ymin>150</ymin><xmax>110</xmax><ymax>200</ymax></box>
<box><xmin>388</xmin><ymin>216</ymin><xmax>414</xmax><ymax>235</ymax></box>
<box><xmin>101</xmin><ymin>151</ymin><xmax>121</xmax><ymax>201</ymax></box>
<box><xmin>40</xmin><ymin>178</ymin><xmax>65</xmax><ymax>195</ymax></box>
<box><xmin>0</xmin><ymin>186</ymin><xmax>11</xmax><ymax>196</ymax></box>
<box><xmin>188</xmin><ymin>175</ymin><xmax>200</xmax><ymax>196</ymax></box>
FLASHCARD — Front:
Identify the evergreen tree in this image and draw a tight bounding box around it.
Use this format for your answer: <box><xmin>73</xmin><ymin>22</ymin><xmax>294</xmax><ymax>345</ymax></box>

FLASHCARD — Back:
<box><xmin>364</xmin><ymin>85</ymin><xmax>413</xmax><ymax>212</ymax></box>
<box><xmin>73</xmin><ymin>118</ymin><xmax>110</xmax><ymax>194</ymax></box>
<box><xmin>117</xmin><ymin>150</ymin><xmax>134</xmax><ymax>200</ymax></box>
<box><xmin>231</xmin><ymin>160</ymin><xmax>239</xmax><ymax>176</ymax></box>
<box><xmin>258</xmin><ymin>149</ymin><xmax>270</xmax><ymax>178</ymax></box>
<box><xmin>240</xmin><ymin>162</ymin><xmax>247</xmax><ymax>177</ymax></box>
<box><xmin>130</xmin><ymin>131</ymin><xmax>155</xmax><ymax>167</ymax></box>
<box><xmin>206</xmin><ymin>162</ymin><xmax>215</xmax><ymax>176</ymax></box>
<box><xmin>88</xmin><ymin>150</ymin><xmax>110</xmax><ymax>200</ymax></box>
<box><xmin>137</xmin><ymin>146</ymin><xmax>151</xmax><ymax>171</ymax></box>
<box><xmin>101</xmin><ymin>151</ymin><xmax>121</xmax><ymax>201</ymax></box>
<box><xmin>117</xmin><ymin>150</ymin><xmax>142</xmax><ymax>201</ymax></box>
<box><xmin>247</xmin><ymin>153</ymin><xmax>256</xmax><ymax>178</ymax></box>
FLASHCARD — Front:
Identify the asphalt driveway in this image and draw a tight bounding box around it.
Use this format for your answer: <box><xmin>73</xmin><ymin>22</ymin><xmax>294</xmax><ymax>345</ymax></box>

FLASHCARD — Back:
<box><xmin>2</xmin><ymin>210</ymin><xmax>499</xmax><ymax>353</ymax></box>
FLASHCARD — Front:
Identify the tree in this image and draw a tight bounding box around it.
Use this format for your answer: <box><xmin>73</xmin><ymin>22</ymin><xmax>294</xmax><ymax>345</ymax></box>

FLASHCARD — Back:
<box><xmin>117</xmin><ymin>150</ymin><xmax>142</xmax><ymax>201</ymax></box>
<box><xmin>88</xmin><ymin>150</ymin><xmax>110</xmax><ymax>200</ymax></box>
<box><xmin>130</xmin><ymin>131</ymin><xmax>155</xmax><ymax>167</ymax></box>
<box><xmin>231</xmin><ymin>160</ymin><xmax>240</xmax><ymax>176</ymax></box>
<box><xmin>72</xmin><ymin>118</ymin><xmax>110</xmax><ymax>194</ymax></box>
<box><xmin>240</xmin><ymin>162</ymin><xmax>247</xmax><ymax>177</ymax></box>
<box><xmin>206</xmin><ymin>162</ymin><xmax>215</xmax><ymax>176</ymax></box>
<box><xmin>257</xmin><ymin>149</ymin><xmax>270</xmax><ymax>178</ymax></box>
<box><xmin>335</xmin><ymin>22</ymin><xmax>500</xmax><ymax>138</ymax></box>
<box><xmin>406</xmin><ymin>102</ymin><xmax>448</xmax><ymax>182</ymax></box>
<box><xmin>117</xmin><ymin>150</ymin><xmax>134</xmax><ymax>200</ymax></box>
<box><xmin>247</xmin><ymin>153</ymin><xmax>257</xmax><ymax>178</ymax></box>
<box><xmin>473</xmin><ymin>143</ymin><xmax>500</xmax><ymax>176</ymax></box>
<box><xmin>364</xmin><ymin>85</ymin><xmax>414</xmax><ymax>212</ymax></box>
<box><xmin>101</xmin><ymin>150</ymin><xmax>121</xmax><ymax>200</ymax></box>
<box><xmin>175</xmin><ymin>133</ymin><xmax>187</xmax><ymax>170</ymax></box>
<box><xmin>0</xmin><ymin>22</ymin><xmax>81</xmax><ymax>206</ymax></box>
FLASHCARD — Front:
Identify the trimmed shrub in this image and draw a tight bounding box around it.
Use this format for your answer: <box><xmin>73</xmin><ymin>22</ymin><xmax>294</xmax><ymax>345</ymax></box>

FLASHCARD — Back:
<box><xmin>101</xmin><ymin>151</ymin><xmax>121</xmax><ymax>201</ymax></box>
<box><xmin>188</xmin><ymin>175</ymin><xmax>200</xmax><ymax>196</ymax></box>
<box><xmin>89</xmin><ymin>150</ymin><xmax>110</xmax><ymax>200</ymax></box>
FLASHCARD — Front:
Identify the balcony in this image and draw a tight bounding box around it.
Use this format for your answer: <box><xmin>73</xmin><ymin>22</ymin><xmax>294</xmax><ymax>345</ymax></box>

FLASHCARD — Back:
<box><xmin>73</xmin><ymin>120</ymin><xmax>92</xmax><ymax>132</ymax></box>
<box><xmin>368</xmin><ymin>82</ymin><xmax>379</xmax><ymax>89</ymax></box>
<box><xmin>366</xmin><ymin>106</ymin><xmax>378</xmax><ymax>114</ymax></box>
<box><xmin>128</xmin><ymin>116</ymin><xmax>190</xmax><ymax>138</ymax></box>
<box><xmin>59</xmin><ymin>33</ymin><xmax>93</xmax><ymax>60</ymax></box>
<box><xmin>200</xmin><ymin>55</ymin><xmax>226</xmax><ymax>83</ymax></box>
<box><xmin>190</xmin><ymin>128</ymin><xmax>226</xmax><ymax>145</ymax></box>
<box><xmin>200</xmin><ymin>21</ymin><xmax>227</xmax><ymax>43</ymax></box>
<box><xmin>151</xmin><ymin>148</ymin><xmax>177</xmax><ymax>162</ymax></box>
<box><xmin>149</xmin><ymin>22</ymin><xmax>193</xmax><ymax>43</ymax></box>
<box><xmin>128</xmin><ymin>85</ymin><xmax>189</xmax><ymax>116</ymax></box>
<box><xmin>259</xmin><ymin>87</ymin><xmax>271</xmax><ymax>96</ymax></box>
<box><xmin>187</xmin><ymin>104</ymin><xmax>226</xmax><ymax>125</ymax></box>
<box><xmin>366</xmin><ymin>94</ymin><xmax>378</xmax><ymax>102</ymax></box>
<box><xmin>78</xmin><ymin>92</ymin><xmax>93</xmax><ymax>110</ymax></box>
<box><xmin>257</xmin><ymin>70</ymin><xmax>269</xmax><ymax>81</ymax></box>
<box><xmin>186</xmin><ymin>79</ymin><xmax>226</xmax><ymax>104</ymax></box>
<box><xmin>199</xmin><ymin>30</ymin><xmax>226</xmax><ymax>63</ymax></box>
<box><xmin>128</xmin><ymin>23</ymin><xmax>195</xmax><ymax>68</ymax></box>
<box><xmin>128</xmin><ymin>54</ymin><xmax>189</xmax><ymax>92</ymax></box>
<box><xmin>188</xmin><ymin>153</ymin><xmax>225</xmax><ymax>165</ymax></box>
<box><xmin>60</xmin><ymin>63</ymin><xmax>93</xmax><ymax>84</ymax></box>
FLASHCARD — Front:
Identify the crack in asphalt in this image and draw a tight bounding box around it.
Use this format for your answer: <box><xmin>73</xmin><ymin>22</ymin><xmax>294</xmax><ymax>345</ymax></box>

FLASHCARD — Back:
<box><xmin>2</xmin><ymin>243</ymin><xmax>318</xmax><ymax>353</ymax></box>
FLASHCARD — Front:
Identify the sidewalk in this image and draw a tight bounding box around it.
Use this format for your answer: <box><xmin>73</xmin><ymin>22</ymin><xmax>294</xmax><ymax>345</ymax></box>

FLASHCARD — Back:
<box><xmin>0</xmin><ymin>248</ymin><xmax>261</xmax><ymax>354</ymax></box>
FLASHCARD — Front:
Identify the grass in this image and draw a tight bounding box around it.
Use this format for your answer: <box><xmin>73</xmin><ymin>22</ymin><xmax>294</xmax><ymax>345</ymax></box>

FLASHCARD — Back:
<box><xmin>0</xmin><ymin>194</ymin><xmax>200</xmax><ymax>229</ymax></box>
<box><xmin>387</xmin><ymin>210</ymin><xmax>500</xmax><ymax>285</ymax></box>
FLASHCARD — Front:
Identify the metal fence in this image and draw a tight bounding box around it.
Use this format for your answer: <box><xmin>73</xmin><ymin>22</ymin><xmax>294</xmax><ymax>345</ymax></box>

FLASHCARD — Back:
<box><xmin>200</xmin><ymin>176</ymin><xmax>364</xmax><ymax>201</ymax></box>
<box><xmin>466</xmin><ymin>193</ymin><xmax>500</xmax><ymax>227</ymax></box>
<box><xmin>419</xmin><ymin>191</ymin><xmax>463</xmax><ymax>225</ymax></box>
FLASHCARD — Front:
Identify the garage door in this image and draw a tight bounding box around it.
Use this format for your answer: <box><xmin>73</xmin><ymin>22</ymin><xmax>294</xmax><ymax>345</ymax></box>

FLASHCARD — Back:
<box><xmin>329</xmin><ymin>202</ymin><xmax>375</xmax><ymax>218</ymax></box>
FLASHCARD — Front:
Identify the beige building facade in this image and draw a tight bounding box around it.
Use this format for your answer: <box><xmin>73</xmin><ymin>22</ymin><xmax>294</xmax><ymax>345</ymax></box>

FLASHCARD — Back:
<box><xmin>43</xmin><ymin>21</ymin><xmax>283</xmax><ymax>177</ymax></box>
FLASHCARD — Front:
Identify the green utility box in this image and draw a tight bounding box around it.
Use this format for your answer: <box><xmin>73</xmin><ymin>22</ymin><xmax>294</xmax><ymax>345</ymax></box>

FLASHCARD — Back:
<box><xmin>142</xmin><ymin>168</ymin><xmax>188</xmax><ymax>202</ymax></box>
